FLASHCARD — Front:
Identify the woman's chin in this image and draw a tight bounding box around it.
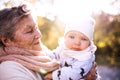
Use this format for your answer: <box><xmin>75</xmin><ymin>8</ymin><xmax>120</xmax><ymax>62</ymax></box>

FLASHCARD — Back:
<box><xmin>34</xmin><ymin>44</ymin><xmax>42</xmax><ymax>51</ymax></box>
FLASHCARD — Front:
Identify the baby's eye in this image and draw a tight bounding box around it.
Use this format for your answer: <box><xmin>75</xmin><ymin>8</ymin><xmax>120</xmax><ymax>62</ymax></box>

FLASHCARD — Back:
<box><xmin>69</xmin><ymin>36</ymin><xmax>74</xmax><ymax>39</ymax></box>
<box><xmin>81</xmin><ymin>38</ymin><xmax>88</xmax><ymax>41</ymax></box>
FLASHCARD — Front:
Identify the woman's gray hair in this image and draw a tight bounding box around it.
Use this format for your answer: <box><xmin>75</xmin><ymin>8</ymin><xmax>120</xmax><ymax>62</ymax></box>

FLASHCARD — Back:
<box><xmin>0</xmin><ymin>4</ymin><xmax>31</xmax><ymax>46</ymax></box>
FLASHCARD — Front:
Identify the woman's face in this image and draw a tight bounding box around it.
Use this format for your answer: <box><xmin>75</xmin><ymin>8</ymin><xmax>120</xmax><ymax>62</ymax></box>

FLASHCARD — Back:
<box><xmin>64</xmin><ymin>31</ymin><xmax>90</xmax><ymax>51</ymax></box>
<box><xmin>9</xmin><ymin>15</ymin><xmax>42</xmax><ymax>51</ymax></box>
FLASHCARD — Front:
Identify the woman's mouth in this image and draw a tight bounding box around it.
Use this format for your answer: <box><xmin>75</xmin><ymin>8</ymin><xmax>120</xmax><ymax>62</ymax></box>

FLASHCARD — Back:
<box><xmin>34</xmin><ymin>42</ymin><xmax>40</xmax><ymax>45</ymax></box>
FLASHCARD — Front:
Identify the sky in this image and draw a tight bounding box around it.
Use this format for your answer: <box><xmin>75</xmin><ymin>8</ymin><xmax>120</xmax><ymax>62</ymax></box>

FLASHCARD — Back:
<box><xmin>52</xmin><ymin>0</ymin><xmax>120</xmax><ymax>23</ymax></box>
<box><xmin>0</xmin><ymin>0</ymin><xmax>120</xmax><ymax>23</ymax></box>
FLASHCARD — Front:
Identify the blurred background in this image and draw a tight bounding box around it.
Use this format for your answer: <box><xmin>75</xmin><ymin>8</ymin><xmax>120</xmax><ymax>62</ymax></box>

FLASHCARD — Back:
<box><xmin>0</xmin><ymin>0</ymin><xmax>120</xmax><ymax>80</ymax></box>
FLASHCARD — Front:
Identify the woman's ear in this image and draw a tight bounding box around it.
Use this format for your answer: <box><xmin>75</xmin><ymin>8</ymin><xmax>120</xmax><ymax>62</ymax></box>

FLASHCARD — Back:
<box><xmin>1</xmin><ymin>37</ymin><xmax>12</xmax><ymax>46</ymax></box>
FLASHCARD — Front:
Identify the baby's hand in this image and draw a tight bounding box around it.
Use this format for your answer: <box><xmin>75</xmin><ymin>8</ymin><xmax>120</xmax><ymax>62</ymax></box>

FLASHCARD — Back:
<box><xmin>40</xmin><ymin>59</ymin><xmax>60</xmax><ymax>72</ymax></box>
<box><xmin>38</xmin><ymin>56</ymin><xmax>52</xmax><ymax>62</ymax></box>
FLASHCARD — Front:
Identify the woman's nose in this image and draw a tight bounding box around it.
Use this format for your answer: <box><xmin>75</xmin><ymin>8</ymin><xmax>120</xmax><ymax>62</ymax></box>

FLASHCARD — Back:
<box><xmin>35</xmin><ymin>29</ymin><xmax>42</xmax><ymax>39</ymax></box>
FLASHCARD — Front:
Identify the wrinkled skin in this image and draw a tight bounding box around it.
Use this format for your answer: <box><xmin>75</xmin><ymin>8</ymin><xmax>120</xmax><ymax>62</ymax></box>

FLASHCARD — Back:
<box><xmin>1</xmin><ymin>14</ymin><xmax>60</xmax><ymax>72</ymax></box>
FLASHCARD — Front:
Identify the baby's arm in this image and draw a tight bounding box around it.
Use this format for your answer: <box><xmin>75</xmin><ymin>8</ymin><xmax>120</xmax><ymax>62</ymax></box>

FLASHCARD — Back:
<box><xmin>52</xmin><ymin>59</ymin><xmax>93</xmax><ymax>80</ymax></box>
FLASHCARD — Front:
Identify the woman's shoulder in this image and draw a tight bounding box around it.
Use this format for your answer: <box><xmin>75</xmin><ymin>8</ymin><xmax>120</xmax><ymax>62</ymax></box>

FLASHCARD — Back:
<box><xmin>0</xmin><ymin>61</ymin><xmax>20</xmax><ymax>68</ymax></box>
<box><xmin>0</xmin><ymin>61</ymin><xmax>25</xmax><ymax>70</ymax></box>
<box><xmin>0</xmin><ymin>61</ymin><xmax>28</xmax><ymax>75</ymax></box>
<box><xmin>1</xmin><ymin>60</ymin><xmax>20</xmax><ymax>65</ymax></box>
<box><xmin>0</xmin><ymin>61</ymin><xmax>41</xmax><ymax>80</ymax></box>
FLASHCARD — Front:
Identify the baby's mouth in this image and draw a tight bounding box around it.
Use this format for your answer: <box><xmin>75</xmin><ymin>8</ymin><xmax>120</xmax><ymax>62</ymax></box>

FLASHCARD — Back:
<box><xmin>71</xmin><ymin>45</ymin><xmax>81</xmax><ymax>51</ymax></box>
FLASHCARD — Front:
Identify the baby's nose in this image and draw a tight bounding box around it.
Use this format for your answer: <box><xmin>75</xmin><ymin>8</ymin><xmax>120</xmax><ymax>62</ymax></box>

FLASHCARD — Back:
<box><xmin>75</xmin><ymin>39</ymin><xmax>81</xmax><ymax>45</ymax></box>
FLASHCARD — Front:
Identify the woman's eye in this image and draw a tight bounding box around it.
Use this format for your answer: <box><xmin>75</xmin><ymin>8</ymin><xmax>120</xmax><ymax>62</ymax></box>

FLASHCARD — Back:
<box><xmin>27</xmin><ymin>29</ymin><xmax>33</xmax><ymax>33</ymax></box>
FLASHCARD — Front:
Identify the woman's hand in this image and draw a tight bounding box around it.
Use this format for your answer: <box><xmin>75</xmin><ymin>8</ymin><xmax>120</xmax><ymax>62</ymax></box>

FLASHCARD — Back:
<box><xmin>83</xmin><ymin>62</ymin><xmax>97</xmax><ymax>80</ymax></box>
<box><xmin>44</xmin><ymin>72</ymin><xmax>52</xmax><ymax>80</ymax></box>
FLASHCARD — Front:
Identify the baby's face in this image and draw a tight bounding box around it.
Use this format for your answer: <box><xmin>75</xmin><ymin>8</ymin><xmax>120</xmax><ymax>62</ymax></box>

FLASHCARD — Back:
<box><xmin>64</xmin><ymin>30</ymin><xmax>90</xmax><ymax>51</ymax></box>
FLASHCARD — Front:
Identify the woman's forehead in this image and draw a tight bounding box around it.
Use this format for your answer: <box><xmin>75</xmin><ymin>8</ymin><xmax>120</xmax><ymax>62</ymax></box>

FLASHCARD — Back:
<box><xmin>16</xmin><ymin>15</ymin><xmax>37</xmax><ymax>29</ymax></box>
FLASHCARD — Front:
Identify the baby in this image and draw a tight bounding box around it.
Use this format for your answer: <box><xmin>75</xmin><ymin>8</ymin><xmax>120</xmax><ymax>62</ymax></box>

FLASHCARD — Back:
<box><xmin>49</xmin><ymin>16</ymin><xmax>101</xmax><ymax>80</ymax></box>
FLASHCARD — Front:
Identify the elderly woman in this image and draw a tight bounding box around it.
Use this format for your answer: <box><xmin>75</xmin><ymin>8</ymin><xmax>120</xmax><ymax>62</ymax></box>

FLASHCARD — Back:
<box><xmin>0</xmin><ymin>4</ymin><xmax>60</xmax><ymax>80</ymax></box>
<box><xmin>0</xmin><ymin>4</ymin><xmax>97</xmax><ymax>80</ymax></box>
